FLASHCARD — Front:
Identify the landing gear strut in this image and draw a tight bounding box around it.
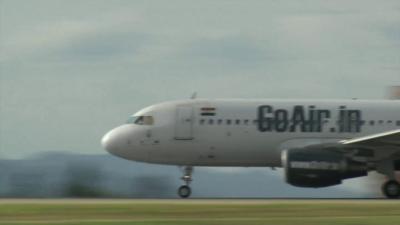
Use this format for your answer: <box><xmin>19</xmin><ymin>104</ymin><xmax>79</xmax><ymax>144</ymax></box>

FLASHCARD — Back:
<box><xmin>178</xmin><ymin>166</ymin><xmax>193</xmax><ymax>198</ymax></box>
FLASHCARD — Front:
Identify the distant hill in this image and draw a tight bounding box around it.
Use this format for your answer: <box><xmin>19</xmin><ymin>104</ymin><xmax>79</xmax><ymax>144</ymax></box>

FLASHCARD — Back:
<box><xmin>0</xmin><ymin>152</ymin><xmax>377</xmax><ymax>198</ymax></box>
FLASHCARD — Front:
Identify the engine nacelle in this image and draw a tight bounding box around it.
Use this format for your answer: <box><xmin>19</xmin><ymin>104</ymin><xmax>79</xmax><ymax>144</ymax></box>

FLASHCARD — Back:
<box><xmin>282</xmin><ymin>148</ymin><xmax>367</xmax><ymax>188</ymax></box>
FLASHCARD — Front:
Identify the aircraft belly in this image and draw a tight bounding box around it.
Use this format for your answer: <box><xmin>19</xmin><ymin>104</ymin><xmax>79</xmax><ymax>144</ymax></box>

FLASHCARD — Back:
<box><xmin>190</xmin><ymin>132</ymin><xmax>282</xmax><ymax>166</ymax></box>
<box><xmin>145</xmin><ymin>137</ymin><xmax>281</xmax><ymax>167</ymax></box>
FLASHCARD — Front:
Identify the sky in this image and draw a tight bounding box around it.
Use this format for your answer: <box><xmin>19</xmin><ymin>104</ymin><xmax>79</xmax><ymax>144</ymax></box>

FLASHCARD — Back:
<box><xmin>0</xmin><ymin>0</ymin><xmax>399</xmax><ymax>158</ymax></box>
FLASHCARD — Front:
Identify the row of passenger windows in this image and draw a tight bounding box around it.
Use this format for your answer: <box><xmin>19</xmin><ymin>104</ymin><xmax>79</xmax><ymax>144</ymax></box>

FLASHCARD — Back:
<box><xmin>200</xmin><ymin>119</ymin><xmax>256</xmax><ymax>125</ymax></box>
<box><xmin>199</xmin><ymin>119</ymin><xmax>400</xmax><ymax>126</ymax></box>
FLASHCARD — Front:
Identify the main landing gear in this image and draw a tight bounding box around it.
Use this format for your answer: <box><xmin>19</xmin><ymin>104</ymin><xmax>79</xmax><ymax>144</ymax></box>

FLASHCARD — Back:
<box><xmin>178</xmin><ymin>166</ymin><xmax>193</xmax><ymax>198</ymax></box>
<box><xmin>382</xmin><ymin>180</ymin><xmax>400</xmax><ymax>199</ymax></box>
<box><xmin>378</xmin><ymin>159</ymin><xmax>400</xmax><ymax>199</ymax></box>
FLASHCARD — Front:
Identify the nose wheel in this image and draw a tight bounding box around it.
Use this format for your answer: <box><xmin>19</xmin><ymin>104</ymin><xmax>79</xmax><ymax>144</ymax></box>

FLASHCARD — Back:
<box><xmin>178</xmin><ymin>166</ymin><xmax>193</xmax><ymax>198</ymax></box>
<box><xmin>178</xmin><ymin>185</ymin><xmax>191</xmax><ymax>198</ymax></box>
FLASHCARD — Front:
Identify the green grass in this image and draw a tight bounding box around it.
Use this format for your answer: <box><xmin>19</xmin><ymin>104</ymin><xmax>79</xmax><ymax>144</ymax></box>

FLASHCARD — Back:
<box><xmin>0</xmin><ymin>199</ymin><xmax>399</xmax><ymax>225</ymax></box>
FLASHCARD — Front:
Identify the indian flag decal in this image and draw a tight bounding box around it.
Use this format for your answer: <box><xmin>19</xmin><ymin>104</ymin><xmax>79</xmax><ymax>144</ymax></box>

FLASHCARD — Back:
<box><xmin>200</xmin><ymin>107</ymin><xmax>216</xmax><ymax>116</ymax></box>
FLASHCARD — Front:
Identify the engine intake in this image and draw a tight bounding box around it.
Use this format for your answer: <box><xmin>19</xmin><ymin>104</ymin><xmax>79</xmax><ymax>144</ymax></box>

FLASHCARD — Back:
<box><xmin>282</xmin><ymin>148</ymin><xmax>367</xmax><ymax>188</ymax></box>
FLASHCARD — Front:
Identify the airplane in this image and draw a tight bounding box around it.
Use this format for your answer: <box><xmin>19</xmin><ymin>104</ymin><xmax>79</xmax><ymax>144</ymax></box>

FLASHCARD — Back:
<box><xmin>101</xmin><ymin>98</ymin><xmax>400</xmax><ymax>198</ymax></box>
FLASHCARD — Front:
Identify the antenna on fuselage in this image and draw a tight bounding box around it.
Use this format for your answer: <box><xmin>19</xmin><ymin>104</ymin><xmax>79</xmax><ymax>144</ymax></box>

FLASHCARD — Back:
<box><xmin>190</xmin><ymin>92</ymin><xmax>197</xmax><ymax>99</ymax></box>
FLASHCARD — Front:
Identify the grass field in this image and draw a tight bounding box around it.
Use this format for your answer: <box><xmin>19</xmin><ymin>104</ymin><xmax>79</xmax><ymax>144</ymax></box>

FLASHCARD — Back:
<box><xmin>0</xmin><ymin>199</ymin><xmax>399</xmax><ymax>225</ymax></box>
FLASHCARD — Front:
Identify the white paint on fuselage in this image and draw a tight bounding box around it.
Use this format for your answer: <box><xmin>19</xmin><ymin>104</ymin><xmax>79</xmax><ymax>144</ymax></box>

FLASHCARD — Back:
<box><xmin>102</xmin><ymin>99</ymin><xmax>400</xmax><ymax>167</ymax></box>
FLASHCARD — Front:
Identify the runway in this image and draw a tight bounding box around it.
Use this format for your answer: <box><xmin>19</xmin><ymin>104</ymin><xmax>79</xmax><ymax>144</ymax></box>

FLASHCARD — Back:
<box><xmin>0</xmin><ymin>199</ymin><xmax>399</xmax><ymax>225</ymax></box>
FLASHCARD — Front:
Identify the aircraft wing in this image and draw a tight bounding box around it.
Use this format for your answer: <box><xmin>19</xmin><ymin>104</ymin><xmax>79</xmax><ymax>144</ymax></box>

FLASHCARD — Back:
<box><xmin>290</xmin><ymin>129</ymin><xmax>400</xmax><ymax>161</ymax></box>
<box><xmin>339</xmin><ymin>129</ymin><xmax>400</xmax><ymax>148</ymax></box>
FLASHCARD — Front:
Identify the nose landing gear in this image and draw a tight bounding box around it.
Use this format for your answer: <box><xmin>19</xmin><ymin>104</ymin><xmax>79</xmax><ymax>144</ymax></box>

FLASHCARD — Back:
<box><xmin>178</xmin><ymin>166</ymin><xmax>193</xmax><ymax>198</ymax></box>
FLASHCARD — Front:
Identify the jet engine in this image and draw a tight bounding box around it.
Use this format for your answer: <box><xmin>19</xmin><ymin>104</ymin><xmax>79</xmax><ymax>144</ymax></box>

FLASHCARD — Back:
<box><xmin>282</xmin><ymin>148</ymin><xmax>368</xmax><ymax>188</ymax></box>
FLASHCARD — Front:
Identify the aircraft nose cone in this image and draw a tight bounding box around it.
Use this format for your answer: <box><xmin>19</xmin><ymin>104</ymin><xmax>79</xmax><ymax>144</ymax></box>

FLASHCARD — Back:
<box><xmin>102</xmin><ymin>125</ymin><xmax>148</xmax><ymax>162</ymax></box>
<box><xmin>101</xmin><ymin>129</ymin><xmax>120</xmax><ymax>154</ymax></box>
<box><xmin>101</xmin><ymin>124</ymin><xmax>137</xmax><ymax>158</ymax></box>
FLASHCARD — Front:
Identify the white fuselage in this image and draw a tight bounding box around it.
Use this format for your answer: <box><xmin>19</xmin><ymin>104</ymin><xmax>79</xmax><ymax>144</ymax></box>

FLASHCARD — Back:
<box><xmin>101</xmin><ymin>99</ymin><xmax>400</xmax><ymax>167</ymax></box>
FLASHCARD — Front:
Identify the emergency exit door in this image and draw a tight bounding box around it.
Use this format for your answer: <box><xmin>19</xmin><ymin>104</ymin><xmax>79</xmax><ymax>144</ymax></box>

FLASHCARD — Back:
<box><xmin>174</xmin><ymin>106</ymin><xmax>194</xmax><ymax>140</ymax></box>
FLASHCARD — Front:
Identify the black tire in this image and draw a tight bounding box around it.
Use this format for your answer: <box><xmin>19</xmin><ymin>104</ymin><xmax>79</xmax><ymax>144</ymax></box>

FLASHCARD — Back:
<box><xmin>382</xmin><ymin>180</ymin><xmax>400</xmax><ymax>199</ymax></box>
<box><xmin>178</xmin><ymin>185</ymin><xmax>191</xmax><ymax>198</ymax></box>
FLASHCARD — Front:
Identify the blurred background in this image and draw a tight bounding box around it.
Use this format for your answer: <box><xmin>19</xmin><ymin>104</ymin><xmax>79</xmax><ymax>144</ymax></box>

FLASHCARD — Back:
<box><xmin>0</xmin><ymin>152</ymin><xmax>387</xmax><ymax>198</ymax></box>
<box><xmin>0</xmin><ymin>0</ymin><xmax>399</xmax><ymax>198</ymax></box>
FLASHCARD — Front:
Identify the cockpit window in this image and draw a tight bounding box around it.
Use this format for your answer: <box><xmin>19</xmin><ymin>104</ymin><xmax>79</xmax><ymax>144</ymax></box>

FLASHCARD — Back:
<box><xmin>126</xmin><ymin>116</ymin><xmax>154</xmax><ymax>125</ymax></box>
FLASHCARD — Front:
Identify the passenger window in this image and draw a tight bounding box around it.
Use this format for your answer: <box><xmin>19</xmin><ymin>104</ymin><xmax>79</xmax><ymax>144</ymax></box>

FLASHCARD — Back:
<box><xmin>244</xmin><ymin>119</ymin><xmax>249</xmax><ymax>125</ymax></box>
<box><xmin>226</xmin><ymin>119</ymin><xmax>231</xmax><ymax>125</ymax></box>
<box><xmin>379</xmin><ymin>120</ymin><xmax>384</xmax><ymax>125</ymax></box>
<box><xmin>200</xmin><ymin>119</ymin><xmax>205</xmax><ymax>125</ymax></box>
<box><xmin>370</xmin><ymin>120</ymin><xmax>375</xmax><ymax>126</ymax></box>
<box><xmin>388</xmin><ymin>120</ymin><xmax>393</xmax><ymax>124</ymax></box>
<box><xmin>253</xmin><ymin>119</ymin><xmax>258</xmax><ymax>125</ymax></box>
<box><xmin>217</xmin><ymin>119</ymin><xmax>223</xmax><ymax>125</ymax></box>
<box><xmin>209</xmin><ymin>119</ymin><xmax>214</xmax><ymax>125</ymax></box>
<box><xmin>397</xmin><ymin>121</ymin><xmax>400</xmax><ymax>126</ymax></box>
<box><xmin>235</xmin><ymin>119</ymin><xmax>240</xmax><ymax>125</ymax></box>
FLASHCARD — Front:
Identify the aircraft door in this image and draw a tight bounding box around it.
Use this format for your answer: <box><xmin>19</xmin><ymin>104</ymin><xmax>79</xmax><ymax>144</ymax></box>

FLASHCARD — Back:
<box><xmin>175</xmin><ymin>105</ymin><xmax>194</xmax><ymax>140</ymax></box>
